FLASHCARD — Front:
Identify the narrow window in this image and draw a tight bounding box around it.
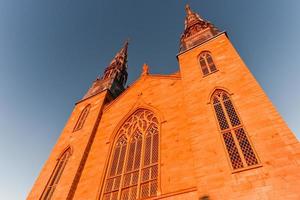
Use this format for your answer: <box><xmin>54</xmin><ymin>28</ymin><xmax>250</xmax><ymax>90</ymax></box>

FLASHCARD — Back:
<box><xmin>140</xmin><ymin>123</ymin><xmax>159</xmax><ymax>199</ymax></box>
<box><xmin>120</xmin><ymin>131</ymin><xmax>142</xmax><ymax>199</ymax></box>
<box><xmin>199</xmin><ymin>51</ymin><xmax>217</xmax><ymax>76</ymax></box>
<box><xmin>40</xmin><ymin>148</ymin><xmax>71</xmax><ymax>200</ymax></box>
<box><xmin>103</xmin><ymin>136</ymin><xmax>127</xmax><ymax>200</ymax></box>
<box><xmin>73</xmin><ymin>104</ymin><xmax>91</xmax><ymax>132</ymax></box>
<box><xmin>200</xmin><ymin>56</ymin><xmax>209</xmax><ymax>75</ymax></box>
<box><xmin>102</xmin><ymin>109</ymin><xmax>159</xmax><ymax>200</ymax></box>
<box><xmin>211</xmin><ymin>90</ymin><xmax>259</xmax><ymax>171</ymax></box>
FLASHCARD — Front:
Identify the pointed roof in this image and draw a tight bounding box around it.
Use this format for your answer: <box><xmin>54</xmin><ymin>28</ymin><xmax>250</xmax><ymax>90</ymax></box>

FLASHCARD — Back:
<box><xmin>184</xmin><ymin>4</ymin><xmax>204</xmax><ymax>29</ymax></box>
<box><xmin>179</xmin><ymin>4</ymin><xmax>220</xmax><ymax>52</ymax></box>
<box><xmin>107</xmin><ymin>40</ymin><xmax>129</xmax><ymax>72</ymax></box>
<box><xmin>82</xmin><ymin>41</ymin><xmax>129</xmax><ymax>100</ymax></box>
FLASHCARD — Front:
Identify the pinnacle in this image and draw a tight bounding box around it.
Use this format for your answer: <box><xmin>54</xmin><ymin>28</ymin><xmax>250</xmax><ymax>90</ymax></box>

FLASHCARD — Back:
<box><xmin>141</xmin><ymin>63</ymin><xmax>149</xmax><ymax>76</ymax></box>
<box><xmin>180</xmin><ymin>4</ymin><xmax>220</xmax><ymax>52</ymax></box>
<box><xmin>185</xmin><ymin>4</ymin><xmax>193</xmax><ymax>15</ymax></box>
<box><xmin>118</xmin><ymin>39</ymin><xmax>129</xmax><ymax>57</ymax></box>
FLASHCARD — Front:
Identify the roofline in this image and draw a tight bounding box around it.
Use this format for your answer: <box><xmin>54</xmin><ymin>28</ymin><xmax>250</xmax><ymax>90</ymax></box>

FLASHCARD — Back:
<box><xmin>75</xmin><ymin>89</ymin><xmax>111</xmax><ymax>105</ymax></box>
<box><xmin>102</xmin><ymin>73</ymin><xmax>181</xmax><ymax>112</ymax></box>
<box><xmin>146</xmin><ymin>74</ymin><xmax>181</xmax><ymax>80</ymax></box>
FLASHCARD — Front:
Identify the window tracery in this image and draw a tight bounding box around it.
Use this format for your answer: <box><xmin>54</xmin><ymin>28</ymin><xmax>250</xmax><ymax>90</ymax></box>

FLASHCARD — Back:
<box><xmin>102</xmin><ymin>109</ymin><xmax>159</xmax><ymax>200</ymax></box>
<box><xmin>212</xmin><ymin>90</ymin><xmax>259</xmax><ymax>171</ymax></box>
<box><xmin>199</xmin><ymin>51</ymin><xmax>217</xmax><ymax>76</ymax></box>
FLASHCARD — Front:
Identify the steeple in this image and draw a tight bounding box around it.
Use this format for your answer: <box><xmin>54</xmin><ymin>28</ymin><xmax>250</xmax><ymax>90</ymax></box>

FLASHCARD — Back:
<box><xmin>179</xmin><ymin>4</ymin><xmax>220</xmax><ymax>53</ymax></box>
<box><xmin>83</xmin><ymin>41</ymin><xmax>129</xmax><ymax>100</ymax></box>
<box><xmin>103</xmin><ymin>40</ymin><xmax>128</xmax><ymax>83</ymax></box>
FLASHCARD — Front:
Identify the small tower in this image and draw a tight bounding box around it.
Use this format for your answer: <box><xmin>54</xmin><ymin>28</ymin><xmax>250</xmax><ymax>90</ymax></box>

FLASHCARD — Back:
<box><xmin>179</xmin><ymin>4</ymin><xmax>220</xmax><ymax>52</ymax></box>
<box><xmin>177</xmin><ymin>4</ymin><xmax>300</xmax><ymax>199</ymax></box>
<box><xmin>27</xmin><ymin>41</ymin><xmax>130</xmax><ymax>200</ymax></box>
<box><xmin>83</xmin><ymin>41</ymin><xmax>129</xmax><ymax>99</ymax></box>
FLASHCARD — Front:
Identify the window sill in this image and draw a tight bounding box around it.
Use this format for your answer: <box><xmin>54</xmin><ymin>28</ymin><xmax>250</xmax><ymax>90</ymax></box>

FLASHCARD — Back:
<box><xmin>202</xmin><ymin>69</ymin><xmax>219</xmax><ymax>78</ymax></box>
<box><xmin>231</xmin><ymin>164</ymin><xmax>262</xmax><ymax>174</ymax></box>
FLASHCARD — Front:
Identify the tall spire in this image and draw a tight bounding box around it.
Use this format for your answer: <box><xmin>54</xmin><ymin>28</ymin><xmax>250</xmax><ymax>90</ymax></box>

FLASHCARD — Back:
<box><xmin>185</xmin><ymin>4</ymin><xmax>192</xmax><ymax>15</ymax></box>
<box><xmin>179</xmin><ymin>4</ymin><xmax>220</xmax><ymax>53</ymax></box>
<box><xmin>103</xmin><ymin>40</ymin><xmax>129</xmax><ymax>81</ymax></box>
<box><xmin>83</xmin><ymin>41</ymin><xmax>129</xmax><ymax>100</ymax></box>
<box><xmin>184</xmin><ymin>4</ymin><xmax>204</xmax><ymax>29</ymax></box>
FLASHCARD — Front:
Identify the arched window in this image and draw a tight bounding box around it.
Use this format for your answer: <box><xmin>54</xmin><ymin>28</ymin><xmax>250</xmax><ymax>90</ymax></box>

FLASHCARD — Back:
<box><xmin>102</xmin><ymin>109</ymin><xmax>159</xmax><ymax>200</ymax></box>
<box><xmin>73</xmin><ymin>104</ymin><xmax>91</xmax><ymax>132</ymax></box>
<box><xmin>40</xmin><ymin>148</ymin><xmax>71</xmax><ymax>200</ymax></box>
<box><xmin>199</xmin><ymin>51</ymin><xmax>217</xmax><ymax>76</ymax></box>
<box><xmin>211</xmin><ymin>90</ymin><xmax>259</xmax><ymax>171</ymax></box>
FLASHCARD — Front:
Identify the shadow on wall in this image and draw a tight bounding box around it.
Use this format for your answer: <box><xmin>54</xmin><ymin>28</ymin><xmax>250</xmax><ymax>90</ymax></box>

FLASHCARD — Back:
<box><xmin>200</xmin><ymin>196</ymin><xmax>210</xmax><ymax>200</ymax></box>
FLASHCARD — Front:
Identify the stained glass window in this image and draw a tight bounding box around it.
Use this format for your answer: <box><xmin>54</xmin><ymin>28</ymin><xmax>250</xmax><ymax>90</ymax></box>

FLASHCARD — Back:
<box><xmin>102</xmin><ymin>109</ymin><xmax>159</xmax><ymax>200</ymax></box>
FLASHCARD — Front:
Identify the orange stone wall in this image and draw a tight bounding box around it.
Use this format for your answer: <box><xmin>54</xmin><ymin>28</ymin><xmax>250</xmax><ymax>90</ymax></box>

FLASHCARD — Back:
<box><xmin>28</xmin><ymin>33</ymin><xmax>300</xmax><ymax>200</ymax></box>
<box><xmin>27</xmin><ymin>91</ymin><xmax>108</xmax><ymax>199</ymax></box>
<box><xmin>71</xmin><ymin>74</ymin><xmax>198</xmax><ymax>199</ymax></box>
<box><xmin>177</xmin><ymin>33</ymin><xmax>300</xmax><ymax>199</ymax></box>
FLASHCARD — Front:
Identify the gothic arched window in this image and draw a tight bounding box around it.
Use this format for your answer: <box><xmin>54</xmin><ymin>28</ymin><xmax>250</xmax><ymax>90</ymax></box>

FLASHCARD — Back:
<box><xmin>199</xmin><ymin>51</ymin><xmax>217</xmax><ymax>76</ymax></box>
<box><xmin>102</xmin><ymin>109</ymin><xmax>159</xmax><ymax>200</ymax></box>
<box><xmin>211</xmin><ymin>90</ymin><xmax>259</xmax><ymax>171</ymax></box>
<box><xmin>40</xmin><ymin>148</ymin><xmax>71</xmax><ymax>200</ymax></box>
<box><xmin>73</xmin><ymin>104</ymin><xmax>91</xmax><ymax>132</ymax></box>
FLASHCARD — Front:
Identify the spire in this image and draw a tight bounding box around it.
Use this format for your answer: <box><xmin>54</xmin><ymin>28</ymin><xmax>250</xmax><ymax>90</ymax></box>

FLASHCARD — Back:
<box><xmin>184</xmin><ymin>4</ymin><xmax>204</xmax><ymax>29</ymax></box>
<box><xmin>185</xmin><ymin>4</ymin><xmax>192</xmax><ymax>15</ymax></box>
<box><xmin>120</xmin><ymin>40</ymin><xmax>129</xmax><ymax>56</ymax></box>
<box><xmin>104</xmin><ymin>40</ymin><xmax>129</xmax><ymax>79</ymax></box>
<box><xmin>179</xmin><ymin>4</ymin><xmax>220</xmax><ymax>53</ymax></box>
<box><xmin>83</xmin><ymin>41</ymin><xmax>129</xmax><ymax>100</ymax></box>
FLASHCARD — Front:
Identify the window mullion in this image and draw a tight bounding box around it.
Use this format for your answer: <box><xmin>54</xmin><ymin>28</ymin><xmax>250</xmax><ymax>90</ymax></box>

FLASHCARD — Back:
<box><xmin>221</xmin><ymin>99</ymin><xmax>248</xmax><ymax>168</ymax></box>
<box><xmin>131</xmin><ymin>137</ymin><xmax>138</xmax><ymax>199</ymax></box>
<box><xmin>148</xmin><ymin>131</ymin><xmax>155</xmax><ymax>166</ymax></box>
<box><xmin>116</xmin><ymin>142</ymin><xmax>129</xmax><ymax>200</ymax></box>
<box><xmin>136</xmin><ymin>130</ymin><xmax>146</xmax><ymax>199</ymax></box>
<box><xmin>205</xmin><ymin>56</ymin><xmax>211</xmax><ymax>73</ymax></box>
<box><xmin>113</xmin><ymin>146</ymin><xmax>122</xmax><ymax>200</ymax></box>
<box><xmin>52</xmin><ymin>159</ymin><xmax>67</xmax><ymax>186</ymax></box>
<box><xmin>219</xmin><ymin>98</ymin><xmax>232</xmax><ymax>130</ymax></box>
<box><xmin>133</xmin><ymin>138</ymin><xmax>138</xmax><ymax>171</ymax></box>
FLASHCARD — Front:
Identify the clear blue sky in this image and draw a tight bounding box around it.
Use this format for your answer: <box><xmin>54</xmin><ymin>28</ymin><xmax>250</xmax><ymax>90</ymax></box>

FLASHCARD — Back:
<box><xmin>0</xmin><ymin>0</ymin><xmax>299</xmax><ymax>199</ymax></box>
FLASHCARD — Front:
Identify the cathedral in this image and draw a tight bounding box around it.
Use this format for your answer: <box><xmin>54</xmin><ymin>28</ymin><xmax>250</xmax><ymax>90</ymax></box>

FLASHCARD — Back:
<box><xmin>28</xmin><ymin>5</ymin><xmax>300</xmax><ymax>200</ymax></box>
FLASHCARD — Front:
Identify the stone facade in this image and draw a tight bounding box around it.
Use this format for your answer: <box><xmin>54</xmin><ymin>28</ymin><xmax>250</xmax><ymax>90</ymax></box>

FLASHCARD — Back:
<box><xmin>27</xmin><ymin>5</ymin><xmax>300</xmax><ymax>200</ymax></box>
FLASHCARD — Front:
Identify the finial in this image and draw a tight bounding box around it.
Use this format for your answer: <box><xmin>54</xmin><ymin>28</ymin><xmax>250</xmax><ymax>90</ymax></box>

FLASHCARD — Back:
<box><xmin>180</xmin><ymin>4</ymin><xmax>220</xmax><ymax>52</ymax></box>
<box><xmin>120</xmin><ymin>39</ymin><xmax>129</xmax><ymax>54</ymax></box>
<box><xmin>123</xmin><ymin>38</ymin><xmax>130</xmax><ymax>49</ymax></box>
<box><xmin>185</xmin><ymin>4</ymin><xmax>193</xmax><ymax>15</ymax></box>
<box><xmin>142</xmin><ymin>63</ymin><xmax>149</xmax><ymax>76</ymax></box>
<box><xmin>124</xmin><ymin>38</ymin><xmax>129</xmax><ymax>48</ymax></box>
